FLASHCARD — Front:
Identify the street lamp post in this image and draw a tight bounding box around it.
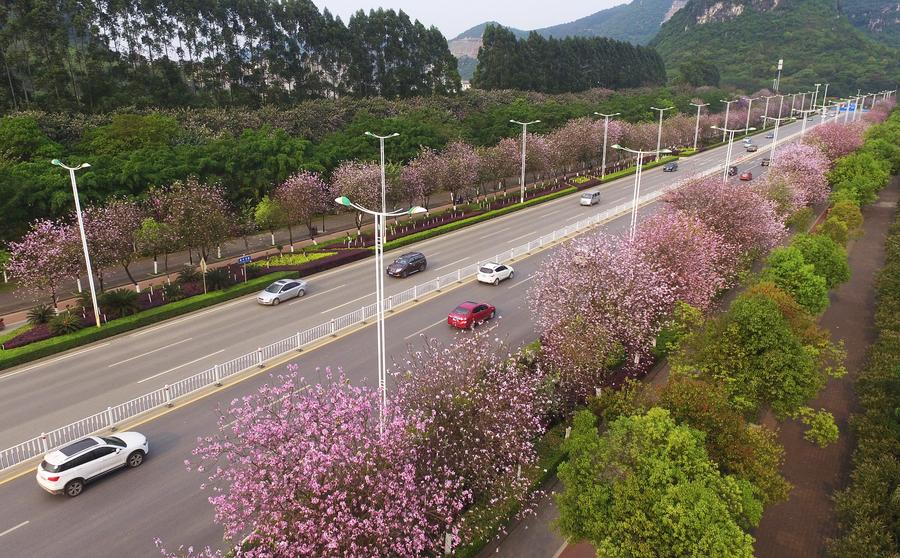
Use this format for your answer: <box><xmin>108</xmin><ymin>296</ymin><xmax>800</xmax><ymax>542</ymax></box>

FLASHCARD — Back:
<box><xmin>689</xmin><ymin>102</ymin><xmax>709</xmax><ymax>151</ymax></box>
<box><xmin>744</xmin><ymin>97</ymin><xmax>759</xmax><ymax>134</ymax></box>
<box><xmin>334</xmin><ymin>195</ymin><xmax>425</xmax><ymax>429</ymax></box>
<box><xmin>51</xmin><ymin>159</ymin><xmax>101</xmax><ymax>328</ymax></box>
<box><xmin>510</xmin><ymin>120</ymin><xmax>540</xmax><ymax>203</ymax></box>
<box><xmin>593</xmin><ymin>112</ymin><xmax>620</xmax><ymax>180</ymax></box>
<box><xmin>711</xmin><ymin>125</ymin><xmax>755</xmax><ymax>184</ymax></box>
<box><xmin>611</xmin><ymin>144</ymin><xmax>671</xmax><ymax>239</ymax></box>
<box><xmin>794</xmin><ymin>108</ymin><xmax>819</xmax><ymax>136</ymax></box>
<box><xmin>650</xmin><ymin>106</ymin><xmax>674</xmax><ymax>161</ymax></box>
<box><xmin>811</xmin><ymin>83</ymin><xmax>821</xmax><ymax>113</ymax></box>
<box><xmin>790</xmin><ymin>92</ymin><xmax>798</xmax><ymax>114</ymax></box>
<box><xmin>819</xmin><ymin>83</ymin><xmax>829</xmax><ymax>121</ymax></box>
<box><xmin>762</xmin><ymin>112</ymin><xmax>796</xmax><ymax>165</ymax></box>
<box><xmin>720</xmin><ymin>99</ymin><xmax>737</xmax><ymax>142</ymax></box>
<box><xmin>774</xmin><ymin>58</ymin><xmax>783</xmax><ymax>93</ymax></box>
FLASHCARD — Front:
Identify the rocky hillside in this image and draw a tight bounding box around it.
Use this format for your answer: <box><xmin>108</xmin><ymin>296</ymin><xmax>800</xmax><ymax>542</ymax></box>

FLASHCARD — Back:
<box><xmin>840</xmin><ymin>0</ymin><xmax>900</xmax><ymax>48</ymax></box>
<box><xmin>650</xmin><ymin>0</ymin><xmax>900</xmax><ymax>94</ymax></box>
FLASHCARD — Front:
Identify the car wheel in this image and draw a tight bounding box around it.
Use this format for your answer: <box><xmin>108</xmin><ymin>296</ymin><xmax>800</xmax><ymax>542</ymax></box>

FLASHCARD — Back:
<box><xmin>402</xmin><ymin>270</ymin><xmax>408</xmax><ymax>278</ymax></box>
<box><xmin>468</xmin><ymin>321</ymin><xmax>475</xmax><ymax>330</ymax></box>
<box><xmin>272</xmin><ymin>297</ymin><xmax>280</xmax><ymax>306</ymax></box>
<box><xmin>126</xmin><ymin>450</ymin><xmax>145</xmax><ymax>468</ymax></box>
<box><xmin>489</xmin><ymin>310</ymin><xmax>496</xmax><ymax>320</ymax></box>
<box><xmin>296</xmin><ymin>289</ymin><xmax>305</xmax><ymax>298</ymax></box>
<box><xmin>64</xmin><ymin>479</ymin><xmax>84</xmax><ymax>497</ymax></box>
<box><xmin>493</xmin><ymin>278</ymin><xmax>500</xmax><ymax>286</ymax></box>
<box><xmin>509</xmin><ymin>271</ymin><xmax>515</xmax><ymax>279</ymax></box>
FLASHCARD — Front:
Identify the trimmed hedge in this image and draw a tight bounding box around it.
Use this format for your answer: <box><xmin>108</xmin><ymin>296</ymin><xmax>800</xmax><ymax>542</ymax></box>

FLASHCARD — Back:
<box><xmin>248</xmin><ymin>249</ymin><xmax>371</xmax><ymax>278</ymax></box>
<box><xmin>599</xmin><ymin>155</ymin><xmax>678</xmax><ymax>184</ymax></box>
<box><xmin>382</xmin><ymin>186</ymin><xmax>579</xmax><ymax>252</ymax></box>
<box><xmin>0</xmin><ymin>271</ymin><xmax>298</xmax><ymax>371</ymax></box>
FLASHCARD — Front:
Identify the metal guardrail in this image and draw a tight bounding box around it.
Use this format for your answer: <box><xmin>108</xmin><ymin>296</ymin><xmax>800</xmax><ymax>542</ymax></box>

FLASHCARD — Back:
<box><xmin>0</xmin><ymin>127</ymin><xmax>806</xmax><ymax>472</ymax></box>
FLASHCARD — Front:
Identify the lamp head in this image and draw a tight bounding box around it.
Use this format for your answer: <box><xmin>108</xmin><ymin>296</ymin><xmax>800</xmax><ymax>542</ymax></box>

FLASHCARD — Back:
<box><xmin>611</xmin><ymin>144</ymin><xmax>621</xmax><ymax>150</ymax></box>
<box><xmin>408</xmin><ymin>206</ymin><xmax>427</xmax><ymax>215</ymax></box>
<box><xmin>335</xmin><ymin>196</ymin><xmax>352</xmax><ymax>207</ymax></box>
<box><xmin>78</xmin><ymin>163</ymin><xmax>91</xmax><ymax>170</ymax></box>
<box><xmin>51</xmin><ymin>159</ymin><xmax>62</xmax><ymax>167</ymax></box>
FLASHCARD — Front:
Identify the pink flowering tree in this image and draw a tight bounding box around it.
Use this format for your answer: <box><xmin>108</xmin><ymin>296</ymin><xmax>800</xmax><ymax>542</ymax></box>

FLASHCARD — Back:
<box><xmin>331</xmin><ymin>160</ymin><xmax>382</xmax><ymax>235</ymax></box>
<box><xmin>401</xmin><ymin>147</ymin><xmax>445</xmax><ymax>208</ymax></box>
<box><xmin>772</xmin><ymin>142</ymin><xmax>831</xmax><ymax>206</ymax></box>
<box><xmin>751</xmin><ymin>170</ymin><xmax>808</xmax><ymax>220</ymax></box>
<box><xmin>393</xmin><ymin>332</ymin><xmax>549</xmax><ymax>538</ymax></box>
<box><xmin>442</xmin><ymin>141</ymin><xmax>480</xmax><ymax>205</ymax></box>
<box><xmin>620</xmin><ymin>121</ymin><xmax>658</xmax><ymax>152</ymax></box>
<box><xmin>547</xmin><ymin>118</ymin><xmax>603</xmax><ymax>173</ymax></box>
<box><xmin>663</xmin><ymin>176</ymin><xmax>787</xmax><ymax>256</ymax></box>
<box><xmin>153</xmin><ymin>178</ymin><xmax>233</xmax><ymax>263</ymax></box>
<box><xmin>185</xmin><ymin>367</ymin><xmax>468</xmax><ymax>558</ymax></box>
<box><xmin>7</xmin><ymin>219</ymin><xmax>81</xmax><ymax>308</ymax></box>
<box><xmin>633</xmin><ymin>209</ymin><xmax>741</xmax><ymax>311</ymax></box>
<box><xmin>477</xmin><ymin>138</ymin><xmax>519</xmax><ymax>193</ymax></box>
<box><xmin>273</xmin><ymin>171</ymin><xmax>331</xmax><ymax>244</ymax></box>
<box><xmin>529</xmin><ymin>233</ymin><xmax>675</xmax><ymax>405</ymax></box>
<box><xmin>519</xmin><ymin>133</ymin><xmax>551</xmax><ymax>180</ymax></box>
<box><xmin>803</xmin><ymin>121</ymin><xmax>866</xmax><ymax>161</ymax></box>
<box><xmin>80</xmin><ymin>198</ymin><xmax>144</xmax><ymax>289</ymax></box>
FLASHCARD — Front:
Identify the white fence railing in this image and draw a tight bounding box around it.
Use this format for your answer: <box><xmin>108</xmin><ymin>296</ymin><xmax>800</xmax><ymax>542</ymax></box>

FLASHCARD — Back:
<box><xmin>0</xmin><ymin>127</ymin><xmax>806</xmax><ymax>473</ymax></box>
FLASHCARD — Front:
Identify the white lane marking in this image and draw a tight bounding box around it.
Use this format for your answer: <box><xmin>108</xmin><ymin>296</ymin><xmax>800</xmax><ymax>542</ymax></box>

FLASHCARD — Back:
<box><xmin>565</xmin><ymin>214</ymin><xmax>582</xmax><ymax>221</ymax></box>
<box><xmin>108</xmin><ymin>338</ymin><xmax>194</xmax><ymax>368</ymax></box>
<box><xmin>0</xmin><ymin>343</ymin><xmax>111</xmax><ymax>381</ymax></box>
<box><xmin>479</xmin><ymin>229</ymin><xmax>507</xmax><ymax>240</ymax></box>
<box><xmin>507</xmin><ymin>231</ymin><xmax>537</xmax><ymax>244</ymax></box>
<box><xmin>544</xmin><ymin>208</ymin><xmax>564</xmax><ymax>217</ymax></box>
<box><xmin>321</xmin><ymin>292</ymin><xmax>373</xmax><ymax>314</ymax></box>
<box><xmin>434</xmin><ymin>257</ymin><xmax>468</xmax><ymax>272</ymax></box>
<box><xmin>508</xmin><ymin>275</ymin><xmax>535</xmax><ymax>289</ymax></box>
<box><xmin>290</xmin><ymin>284</ymin><xmax>346</xmax><ymax>304</ymax></box>
<box><xmin>130</xmin><ymin>297</ymin><xmax>252</xmax><ymax>337</ymax></box>
<box><xmin>404</xmin><ymin>318</ymin><xmax>447</xmax><ymax>340</ymax></box>
<box><xmin>0</xmin><ymin>521</ymin><xmax>29</xmax><ymax>538</ymax></box>
<box><xmin>136</xmin><ymin>349</ymin><xmax>225</xmax><ymax>384</ymax></box>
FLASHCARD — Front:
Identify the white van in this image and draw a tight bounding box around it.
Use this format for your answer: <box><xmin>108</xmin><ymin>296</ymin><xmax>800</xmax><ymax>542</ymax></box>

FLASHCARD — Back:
<box><xmin>580</xmin><ymin>191</ymin><xmax>601</xmax><ymax>206</ymax></box>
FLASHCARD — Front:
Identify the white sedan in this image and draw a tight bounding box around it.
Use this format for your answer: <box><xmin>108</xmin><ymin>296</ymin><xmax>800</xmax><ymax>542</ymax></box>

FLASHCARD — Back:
<box><xmin>36</xmin><ymin>432</ymin><xmax>149</xmax><ymax>497</ymax></box>
<box><xmin>257</xmin><ymin>279</ymin><xmax>308</xmax><ymax>305</ymax></box>
<box><xmin>477</xmin><ymin>262</ymin><xmax>515</xmax><ymax>285</ymax></box>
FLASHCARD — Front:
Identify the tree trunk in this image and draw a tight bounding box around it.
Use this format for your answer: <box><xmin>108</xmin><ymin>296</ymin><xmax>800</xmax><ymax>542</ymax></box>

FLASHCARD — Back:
<box><xmin>122</xmin><ymin>262</ymin><xmax>137</xmax><ymax>286</ymax></box>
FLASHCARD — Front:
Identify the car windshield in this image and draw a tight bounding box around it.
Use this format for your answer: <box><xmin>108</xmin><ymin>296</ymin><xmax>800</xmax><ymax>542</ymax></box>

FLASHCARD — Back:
<box><xmin>581</xmin><ymin>193</ymin><xmax>592</xmax><ymax>198</ymax></box>
<box><xmin>41</xmin><ymin>460</ymin><xmax>60</xmax><ymax>473</ymax></box>
<box><xmin>452</xmin><ymin>306</ymin><xmax>469</xmax><ymax>315</ymax></box>
<box><xmin>101</xmin><ymin>436</ymin><xmax>127</xmax><ymax>447</ymax></box>
<box><xmin>479</xmin><ymin>267</ymin><xmax>494</xmax><ymax>274</ymax></box>
<box><xmin>264</xmin><ymin>284</ymin><xmax>282</xmax><ymax>293</ymax></box>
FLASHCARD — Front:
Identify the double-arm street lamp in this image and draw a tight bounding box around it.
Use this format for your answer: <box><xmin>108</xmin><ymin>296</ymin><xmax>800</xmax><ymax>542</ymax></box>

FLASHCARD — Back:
<box><xmin>338</xmin><ymin>131</ymin><xmax>426</xmax><ymax>429</ymax></box>
<box><xmin>611</xmin><ymin>144</ymin><xmax>671</xmax><ymax>240</ymax></box>
<box><xmin>744</xmin><ymin>96</ymin><xmax>760</xmax><ymax>134</ymax></box>
<box><xmin>762</xmin><ymin>95</ymin><xmax>777</xmax><ymax>128</ymax></box>
<box><xmin>818</xmin><ymin>83</ymin><xmax>830</xmax><ymax>121</ymax></box>
<box><xmin>650</xmin><ymin>106</ymin><xmax>674</xmax><ymax>161</ymax></box>
<box><xmin>762</xmin><ymin>111</ymin><xmax>796</xmax><ymax>165</ymax></box>
<box><xmin>811</xmin><ymin>83</ymin><xmax>822</xmax><ymax>113</ymax></box>
<box><xmin>793</xmin><ymin>107</ymin><xmax>819</xmax><ymax>136</ymax></box>
<box><xmin>711</xmin><ymin>125</ymin><xmax>755</xmax><ymax>184</ymax></box>
<box><xmin>720</xmin><ymin>99</ymin><xmax>737</xmax><ymax>142</ymax></box>
<box><xmin>510</xmin><ymin>120</ymin><xmax>540</xmax><ymax>203</ymax></box>
<box><xmin>51</xmin><ymin>159</ymin><xmax>101</xmax><ymax>328</ymax></box>
<box><xmin>689</xmin><ymin>101</ymin><xmax>709</xmax><ymax>151</ymax></box>
<box><xmin>593</xmin><ymin>112</ymin><xmax>620</xmax><ymax>179</ymax></box>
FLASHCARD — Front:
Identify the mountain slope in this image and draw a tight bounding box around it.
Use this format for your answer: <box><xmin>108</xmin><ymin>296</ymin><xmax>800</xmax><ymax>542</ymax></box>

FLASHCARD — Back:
<box><xmin>839</xmin><ymin>0</ymin><xmax>900</xmax><ymax>48</ymax></box>
<box><xmin>650</xmin><ymin>0</ymin><xmax>900</xmax><ymax>94</ymax></box>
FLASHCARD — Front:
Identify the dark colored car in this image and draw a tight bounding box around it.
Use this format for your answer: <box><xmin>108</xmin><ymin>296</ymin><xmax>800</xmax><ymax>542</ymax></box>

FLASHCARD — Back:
<box><xmin>448</xmin><ymin>301</ymin><xmax>496</xmax><ymax>329</ymax></box>
<box><xmin>727</xmin><ymin>166</ymin><xmax>738</xmax><ymax>177</ymax></box>
<box><xmin>761</xmin><ymin>158</ymin><xmax>771</xmax><ymax>167</ymax></box>
<box><xmin>387</xmin><ymin>252</ymin><xmax>427</xmax><ymax>278</ymax></box>
<box><xmin>740</xmin><ymin>171</ymin><xmax>753</xmax><ymax>181</ymax></box>
<box><xmin>746</xmin><ymin>144</ymin><xmax>759</xmax><ymax>152</ymax></box>
<box><xmin>765</xmin><ymin>132</ymin><xmax>775</xmax><ymax>139</ymax></box>
<box><xmin>662</xmin><ymin>162</ymin><xmax>678</xmax><ymax>172</ymax></box>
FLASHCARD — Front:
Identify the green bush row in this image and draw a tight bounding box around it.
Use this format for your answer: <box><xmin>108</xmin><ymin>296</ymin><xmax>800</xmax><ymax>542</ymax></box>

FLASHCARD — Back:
<box><xmin>382</xmin><ymin>186</ymin><xmax>579</xmax><ymax>252</ymax></box>
<box><xmin>0</xmin><ymin>271</ymin><xmax>297</xmax><ymax>371</ymax></box>
<box><xmin>599</xmin><ymin>155</ymin><xmax>678</xmax><ymax>183</ymax></box>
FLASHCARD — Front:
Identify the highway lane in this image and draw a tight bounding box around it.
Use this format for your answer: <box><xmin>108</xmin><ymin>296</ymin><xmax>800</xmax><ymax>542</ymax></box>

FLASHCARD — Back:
<box><xmin>0</xmin><ymin>118</ymin><xmax>814</xmax><ymax>451</ymax></box>
<box><xmin>0</xmin><ymin>116</ymin><xmax>822</xmax><ymax>556</ymax></box>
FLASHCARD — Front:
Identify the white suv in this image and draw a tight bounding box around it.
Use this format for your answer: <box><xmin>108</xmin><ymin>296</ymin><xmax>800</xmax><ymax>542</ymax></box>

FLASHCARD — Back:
<box><xmin>36</xmin><ymin>432</ymin><xmax>149</xmax><ymax>497</ymax></box>
<box><xmin>477</xmin><ymin>262</ymin><xmax>515</xmax><ymax>285</ymax></box>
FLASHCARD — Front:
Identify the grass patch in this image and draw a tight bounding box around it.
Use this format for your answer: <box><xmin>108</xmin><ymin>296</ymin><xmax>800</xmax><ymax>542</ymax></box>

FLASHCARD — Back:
<box><xmin>0</xmin><ymin>272</ymin><xmax>297</xmax><ymax>371</ymax></box>
<box><xmin>0</xmin><ymin>323</ymin><xmax>32</xmax><ymax>346</ymax></box>
<box><xmin>248</xmin><ymin>251</ymin><xmax>335</xmax><ymax>270</ymax></box>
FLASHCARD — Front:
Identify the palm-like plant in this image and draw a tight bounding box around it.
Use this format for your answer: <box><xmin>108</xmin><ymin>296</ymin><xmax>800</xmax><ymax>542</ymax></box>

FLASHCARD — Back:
<box><xmin>99</xmin><ymin>288</ymin><xmax>140</xmax><ymax>318</ymax></box>
<box><xmin>48</xmin><ymin>311</ymin><xmax>84</xmax><ymax>335</ymax></box>
<box><xmin>27</xmin><ymin>303</ymin><xmax>55</xmax><ymax>325</ymax></box>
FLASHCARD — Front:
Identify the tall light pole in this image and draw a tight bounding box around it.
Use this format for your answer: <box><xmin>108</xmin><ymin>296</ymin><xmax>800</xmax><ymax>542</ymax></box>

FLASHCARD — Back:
<box><xmin>744</xmin><ymin>97</ymin><xmax>759</xmax><ymax>134</ymax></box>
<box><xmin>790</xmin><ymin>92</ymin><xmax>798</xmax><ymax>114</ymax></box>
<box><xmin>711</xmin><ymin>125</ymin><xmax>755</xmax><ymax>184</ymax></box>
<box><xmin>334</xmin><ymin>195</ymin><xmax>425</xmax><ymax>429</ymax></box>
<box><xmin>510</xmin><ymin>120</ymin><xmax>540</xmax><ymax>203</ymax></box>
<box><xmin>650</xmin><ymin>106</ymin><xmax>674</xmax><ymax>161</ymax></box>
<box><xmin>762</xmin><ymin>112</ymin><xmax>796</xmax><ymax>165</ymax></box>
<box><xmin>794</xmin><ymin>108</ymin><xmax>818</xmax><ymax>136</ymax></box>
<box><xmin>818</xmin><ymin>83</ymin><xmax>829</xmax><ymax>121</ymax></box>
<box><xmin>774</xmin><ymin>58</ymin><xmax>783</xmax><ymax>93</ymax></box>
<box><xmin>51</xmin><ymin>159</ymin><xmax>101</xmax><ymax>328</ymax></box>
<box><xmin>800</xmin><ymin>91</ymin><xmax>809</xmax><ymax>111</ymax></box>
<box><xmin>612</xmin><ymin>144</ymin><xmax>671</xmax><ymax>240</ymax></box>
<box><xmin>811</xmin><ymin>83</ymin><xmax>821</xmax><ymax>112</ymax></box>
<box><xmin>689</xmin><ymin>101</ymin><xmax>709</xmax><ymax>151</ymax></box>
<box><xmin>720</xmin><ymin>99</ymin><xmax>737</xmax><ymax>142</ymax></box>
<box><xmin>593</xmin><ymin>112</ymin><xmax>620</xmax><ymax>180</ymax></box>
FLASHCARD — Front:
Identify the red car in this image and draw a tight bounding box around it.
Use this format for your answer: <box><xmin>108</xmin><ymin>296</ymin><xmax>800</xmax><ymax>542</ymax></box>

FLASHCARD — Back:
<box><xmin>739</xmin><ymin>171</ymin><xmax>753</xmax><ymax>181</ymax></box>
<box><xmin>448</xmin><ymin>301</ymin><xmax>496</xmax><ymax>329</ymax></box>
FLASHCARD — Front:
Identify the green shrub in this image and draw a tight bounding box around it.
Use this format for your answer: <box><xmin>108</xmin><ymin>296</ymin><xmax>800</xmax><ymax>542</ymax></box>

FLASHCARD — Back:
<box><xmin>100</xmin><ymin>288</ymin><xmax>140</xmax><ymax>318</ymax></box>
<box><xmin>790</xmin><ymin>233</ymin><xmax>850</xmax><ymax>289</ymax></box>
<box><xmin>761</xmin><ymin>246</ymin><xmax>830</xmax><ymax>314</ymax></box>
<box><xmin>27</xmin><ymin>303</ymin><xmax>55</xmax><ymax>325</ymax></box>
<box><xmin>247</xmin><ymin>251</ymin><xmax>334</xmax><ymax>270</ymax></box>
<box><xmin>162</xmin><ymin>283</ymin><xmax>185</xmax><ymax>302</ymax></box>
<box><xmin>205</xmin><ymin>268</ymin><xmax>233</xmax><ymax>291</ymax></box>
<box><xmin>177</xmin><ymin>265</ymin><xmax>201</xmax><ymax>284</ymax></box>
<box><xmin>48</xmin><ymin>311</ymin><xmax>84</xmax><ymax>335</ymax></box>
<box><xmin>819</xmin><ymin>216</ymin><xmax>850</xmax><ymax>246</ymax></box>
<box><xmin>0</xmin><ymin>272</ymin><xmax>298</xmax><ymax>371</ymax></box>
<box><xmin>828</xmin><ymin>151</ymin><xmax>891</xmax><ymax>205</ymax></box>
<box><xmin>829</xmin><ymin>200</ymin><xmax>864</xmax><ymax>237</ymax></box>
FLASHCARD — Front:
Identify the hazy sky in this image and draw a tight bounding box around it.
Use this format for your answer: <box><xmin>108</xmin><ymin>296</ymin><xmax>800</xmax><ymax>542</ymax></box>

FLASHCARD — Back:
<box><xmin>311</xmin><ymin>1</ymin><xmax>628</xmax><ymax>39</ymax></box>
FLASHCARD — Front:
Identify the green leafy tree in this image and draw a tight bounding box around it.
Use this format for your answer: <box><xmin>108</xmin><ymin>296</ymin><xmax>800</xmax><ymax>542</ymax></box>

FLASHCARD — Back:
<box><xmin>254</xmin><ymin>196</ymin><xmax>285</xmax><ymax>246</ymax></box>
<box><xmin>557</xmin><ymin>409</ymin><xmax>760</xmax><ymax>558</ymax></box>
<box><xmin>828</xmin><ymin>151</ymin><xmax>892</xmax><ymax>205</ymax></box>
<box><xmin>761</xmin><ymin>246</ymin><xmax>830</xmax><ymax>314</ymax></box>
<box><xmin>790</xmin><ymin>234</ymin><xmax>850</xmax><ymax>289</ymax></box>
<box><xmin>677</xmin><ymin>60</ymin><xmax>720</xmax><ymax>86</ymax></box>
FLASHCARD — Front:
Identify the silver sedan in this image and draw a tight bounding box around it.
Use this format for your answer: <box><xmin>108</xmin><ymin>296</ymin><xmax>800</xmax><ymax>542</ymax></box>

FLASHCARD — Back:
<box><xmin>257</xmin><ymin>279</ymin><xmax>308</xmax><ymax>305</ymax></box>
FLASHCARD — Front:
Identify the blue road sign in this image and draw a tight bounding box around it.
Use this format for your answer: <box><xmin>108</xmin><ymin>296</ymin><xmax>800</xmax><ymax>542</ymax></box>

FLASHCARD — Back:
<box><xmin>238</xmin><ymin>255</ymin><xmax>252</xmax><ymax>265</ymax></box>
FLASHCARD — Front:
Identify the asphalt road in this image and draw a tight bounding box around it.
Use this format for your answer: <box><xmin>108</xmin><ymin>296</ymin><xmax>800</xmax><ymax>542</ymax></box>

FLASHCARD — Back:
<box><xmin>0</xmin><ymin>119</ymin><xmax>811</xmax><ymax>452</ymax></box>
<box><xmin>0</xmin><ymin>118</ymin><xmax>820</xmax><ymax>556</ymax></box>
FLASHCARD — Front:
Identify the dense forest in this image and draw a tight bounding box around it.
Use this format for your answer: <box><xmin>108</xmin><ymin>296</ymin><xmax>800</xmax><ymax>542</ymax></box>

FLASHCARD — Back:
<box><xmin>0</xmin><ymin>85</ymin><xmax>735</xmax><ymax>243</ymax></box>
<box><xmin>472</xmin><ymin>25</ymin><xmax>667</xmax><ymax>93</ymax></box>
<box><xmin>0</xmin><ymin>0</ymin><xmax>460</xmax><ymax>113</ymax></box>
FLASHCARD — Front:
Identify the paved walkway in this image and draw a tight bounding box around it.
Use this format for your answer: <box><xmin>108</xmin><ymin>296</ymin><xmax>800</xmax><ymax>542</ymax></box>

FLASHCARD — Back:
<box><xmin>477</xmin><ymin>180</ymin><xmax>896</xmax><ymax>558</ymax></box>
<box><xmin>753</xmin><ymin>177</ymin><xmax>899</xmax><ymax>557</ymax></box>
